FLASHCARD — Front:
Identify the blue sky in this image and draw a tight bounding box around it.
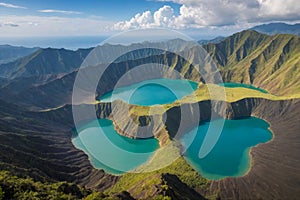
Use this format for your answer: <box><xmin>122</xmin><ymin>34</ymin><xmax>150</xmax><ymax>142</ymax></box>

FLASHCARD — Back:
<box><xmin>0</xmin><ymin>0</ymin><xmax>299</xmax><ymax>38</ymax></box>
<box><xmin>0</xmin><ymin>0</ymin><xmax>181</xmax><ymax>20</ymax></box>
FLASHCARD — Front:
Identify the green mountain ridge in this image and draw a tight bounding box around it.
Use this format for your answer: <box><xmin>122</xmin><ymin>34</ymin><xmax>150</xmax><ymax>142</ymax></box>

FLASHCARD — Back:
<box><xmin>203</xmin><ymin>30</ymin><xmax>300</xmax><ymax>95</ymax></box>
<box><xmin>0</xmin><ymin>48</ymin><xmax>91</xmax><ymax>79</ymax></box>
<box><xmin>0</xmin><ymin>30</ymin><xmax>299</xmax><ymax>110</ymax></box>
<box><xmin>1</xmin><ymin>30</ymin><xmax>299</xmax><ymax>97</ymax></box>
<box><xmin>0</xmin><ymin>38</ymin><xmax>196</xmax><ymax>80</ymax></box>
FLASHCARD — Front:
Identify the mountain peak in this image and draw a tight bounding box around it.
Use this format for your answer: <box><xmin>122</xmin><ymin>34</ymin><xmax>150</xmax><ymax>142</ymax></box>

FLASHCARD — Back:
<box><xmin>0</xmin><ymin>48</ymin><xmax>91</xmax><ymax>79</ymax></box>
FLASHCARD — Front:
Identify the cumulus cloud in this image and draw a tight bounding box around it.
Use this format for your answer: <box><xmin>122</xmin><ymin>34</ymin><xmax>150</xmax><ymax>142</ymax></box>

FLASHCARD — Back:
<box><xmin>153</xmin><ymin>5</ymin><xmax>175</xmax><ymax>26</ymax></box>
<box><xmin>114</xmin><ymin>0</ymin><xmax>300</xmax><ymax>30</ymax></box>
<box><xmin>38</xmin><ymin>9</ymin><xmax>82</xmax><ymax>15</ymax></box>
<box><xmin>114</xmin><ymin>10</ymin><xmax>153</xmax><ymax>30</ymax></box>
<box><xmin>257</xmin><ymin>0</ymin><xmax>300</xmax><ymax>21</ymax></box>
<box><xmin>0</xmin><ymin>2</ymin><xmax>26</xmax><ymax>9</ymax></box>
<box><xmin>114</xmin><ymin>5</ymin><xmax>176</xmax><ymax>30</ymax></box>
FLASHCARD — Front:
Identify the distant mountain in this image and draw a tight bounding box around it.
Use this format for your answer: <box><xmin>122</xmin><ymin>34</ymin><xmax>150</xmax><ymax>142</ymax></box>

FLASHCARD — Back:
<box><xmin>0</xmin><ymin>30</ymin><xmax>299</xmax><ymax>109</ymax></box>
<box><xmin>0</xmin><ymin>45</ymin><xmax>38</xmax><ymax>64</ymax></box>
<box><xmin>0</xmin><ymin>48</ymin><xmax>91</xmax><ymax>79</ymax></box>
<box><xmin>0</xmin><ymin>39</ymin><xmax>196</xmax><ymax>79</ymax></box>
<box><xmin>198</xmin><ymin>36</ymin><xmax>225</xmax><ymax>45</ymax></box>
<box><xmin>250</xmin><ymin>22</ymin><xmax>300</xmax><ymax>36</ymax></box>
<box><xmin>0</xmin><ymin>77</ymin><xmax>7</xmax><ymax>86</ymax></box>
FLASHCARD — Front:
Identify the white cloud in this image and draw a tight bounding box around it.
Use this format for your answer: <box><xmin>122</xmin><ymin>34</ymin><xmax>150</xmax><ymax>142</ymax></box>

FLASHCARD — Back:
<box><xmin>153</xmin><ymin>5</ymin><xmax>175</xmax><ymax>27</ymax></box>
<box><xmin>114</xmin><ymin>10</ymin><xmax>153</xmax><ymax>30</ymax></box>
<box><xmin>0</xmin><ymin>2</ymin><xmax>26</xmax><ymax>9</ymax></box>
<box><xmin>114</xmin><ymin>0</ymin><xmax>300</xmax><ymax>30</ymax></box>
<box><xmin>114</xmin><ymin>5</ymin><xmax>176</xmax><ymax>30</ymax></box>
<box><xmin>0</xmin><ymin>15</ymin><xmax>113</xmax><ymax>37</ymax></box>
<box><xmin>257</xmin><ymin>0</ymin><xmax>300</xmax><ymax>21</ymax></box>
<box><xmin>38</xmin><ymin>9</ymin><xmax>82</xmax><ymax>15</ymax></box>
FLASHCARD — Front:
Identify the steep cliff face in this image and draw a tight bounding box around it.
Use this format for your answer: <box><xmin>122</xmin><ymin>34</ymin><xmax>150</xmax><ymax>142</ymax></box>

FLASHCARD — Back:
<box><xmin>165</xmin><ymin>99</ymin><xmax>253</xmax><ymax>138</ymax></box>
<box><xmin>95</xmin><ymin>102</ymin><xmax>112</xmax><ymax>118</ymax></box>
<box><xmin>96</xmin><ymin>51</ymin><xmax>203</xmax><ymax>98</ymax></box>
<box><xmin>95</xmin><ymin>100</ymin><xmax>167</xmax><ymax>141</ymax></box>
<box><xmin>94</xmin><ymin>98</ymin><xmax>286</xmax><ymax>143</ymax></box>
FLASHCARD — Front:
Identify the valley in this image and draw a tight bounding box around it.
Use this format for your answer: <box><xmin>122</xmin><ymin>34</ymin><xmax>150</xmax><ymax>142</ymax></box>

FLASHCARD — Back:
<box><xmin>0</xmin><ymin>30</ymin><xmax>299</xmax><ymax>199</ymax></box>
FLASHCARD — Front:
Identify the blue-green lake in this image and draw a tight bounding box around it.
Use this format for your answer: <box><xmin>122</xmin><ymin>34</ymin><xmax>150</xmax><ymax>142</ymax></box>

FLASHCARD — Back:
<box><xmin>72</xmin><ymin>119</ymin><xmax>159</xmax><ymax>174</ymax></box>
<box><xmin>221</xmin><ymin>82</ymin><xmax>268</xmax><ymax>93</ymax></box>
<box><xmin>181</xmin><ymin>117</ymin><xmax>272</xmax><ymax>180</ymax></box>
<box><xmin>100</xmin><ymin>78</ymin><xmax>198</xmax><ymax>106</ymax></box>
<box><xmin>74</xmin><ymin>80</ymin><xmax>273</xmax><ymax>179</ymax></box>
<box><xmin>73</xmin><ymin>117</ymin><xmax>272</xmax><ymax>179</ymax></box>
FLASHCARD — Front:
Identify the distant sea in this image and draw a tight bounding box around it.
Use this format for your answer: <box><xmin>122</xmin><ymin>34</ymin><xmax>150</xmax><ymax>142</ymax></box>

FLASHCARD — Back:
<box><xmin>0</xmin><ymin>36</ymin><xmax>109</xmax><ymax>50</ymax></box>
<box><xmin>0</xmin><ymin>35</ymin><xmax>220</xmax><ymax>50</ymax></box>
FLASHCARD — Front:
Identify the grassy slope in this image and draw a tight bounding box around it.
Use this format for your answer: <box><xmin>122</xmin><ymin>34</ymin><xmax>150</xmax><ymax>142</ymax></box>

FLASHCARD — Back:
<box><xmin>0</xmin><ymin>170</ymin><xmax>137</xmax><ymax>200</ymax></box>
<box><xmin>0</xmin><ymin>170</ymin><xmax>89</xmax><ymax>200</ymax></box>
<box><xmin>204</xmin><ymin>31</ymin><xmax>300</xmax><ymax>95</ymax></box>
<box><xmin>107</xmin><ymin>157</ymin><xmax>210</xmax><ymax>199</ymax></box>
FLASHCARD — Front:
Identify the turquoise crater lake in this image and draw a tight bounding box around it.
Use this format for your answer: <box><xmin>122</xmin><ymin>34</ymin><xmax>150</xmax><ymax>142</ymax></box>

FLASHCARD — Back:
<box><xmin>181</xmin><ymin>117</ymin><xmax>273</xmax><ymax>180</ymax></box>
<box><xmin>72</xmin><ymin>119</ymin><xmax>159</xmax><ymax>174</ymax></box>
<box><xmin>221</xmin><ymin>82</ymin><xmax>268</xmax><ymax>93</ymax></box>
<box><xmin>100</xmin><ymin>78</ymin><xmax>198</xmax><ymax>106</ymax></box>
<box><xmin>74</xmin><ymin>79</ymin><xmax>273</xmax><ymax>179</ymax></box>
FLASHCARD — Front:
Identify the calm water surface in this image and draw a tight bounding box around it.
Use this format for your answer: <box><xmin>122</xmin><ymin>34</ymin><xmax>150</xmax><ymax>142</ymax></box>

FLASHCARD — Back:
<box><xmin>100</xmin><ymin>78</ymin><xmax>198</xmax><ymax>106</ymax></box>
<box><xmin>181</xmin><ymin>117</ymin><xmax>272</xmax><ymax>180</ymax></box>
<box><xmin>72</xmin><ymin>119</ymin><xmax>159</xmax><ymax>174</ymax></box>
<box><xmin>221</xmin><ymin>82</ymin><xmax>268</xmax><ymax>93</ymax></box>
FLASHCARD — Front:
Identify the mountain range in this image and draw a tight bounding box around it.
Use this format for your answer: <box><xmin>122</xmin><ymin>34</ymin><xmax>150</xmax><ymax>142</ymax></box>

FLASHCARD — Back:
<box><xmin>0</xmin><ymin>29</ymin><xmax>299</xmax><ymax>199</ymax></box>
<box><xmin>0</xmin><ymin>45</ymin><xmax>38</xmax><ymax>65</ymax></box>
<box><xmin>0</xmin><ymin>30</ymin><xmax>299</xmax><ymax>109</ymax></box>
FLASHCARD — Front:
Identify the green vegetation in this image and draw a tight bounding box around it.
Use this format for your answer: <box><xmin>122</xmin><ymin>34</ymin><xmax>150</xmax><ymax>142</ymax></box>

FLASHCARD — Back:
<box><xmin>84</xmin><ymin>192</ymin><xmax>104</xmax><ymax>200</ymax></box>
<box><xmin>204</xmin><ymin>30</ymin><xmax>300</xmax><ymax>95</ymax></box>
<box><xmin>107</xmin><ymin>157</ymin><xmax>210</xmax><ymax>199</ymax></box>
<box><xmin>0</xmin><ymin>170</ymin><xmax>91</xmax><ymax>200</ymax></box>
<box><xmin>0</xmin><ymin>186</ymin><xmax>4</xmax><ymax>200</ymax></box>
<box><xmin>0</xmin><ymin>170</ymin><xmax>175</xmax><ymax>200</ymax></box>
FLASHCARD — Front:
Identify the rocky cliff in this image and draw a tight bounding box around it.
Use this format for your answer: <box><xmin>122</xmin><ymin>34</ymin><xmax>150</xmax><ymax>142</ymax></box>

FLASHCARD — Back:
<box><xmin>95</xmin><ymin>98</ymin><xmax>270</xmax><ymax>141</ymax></box>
